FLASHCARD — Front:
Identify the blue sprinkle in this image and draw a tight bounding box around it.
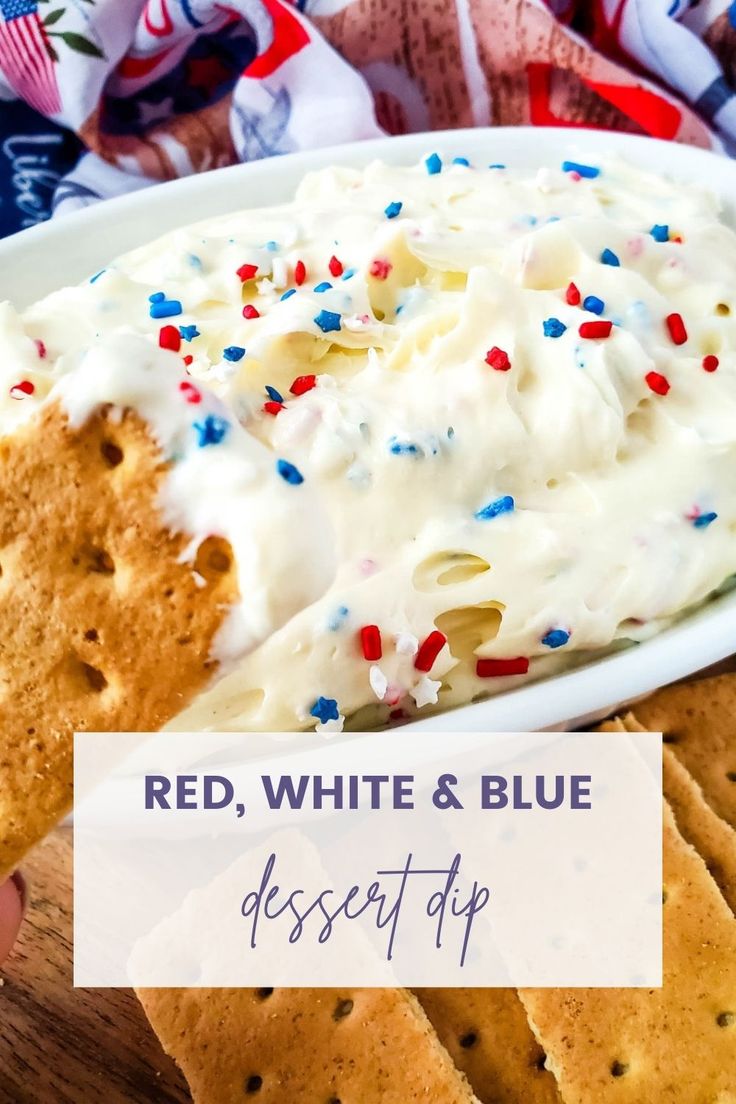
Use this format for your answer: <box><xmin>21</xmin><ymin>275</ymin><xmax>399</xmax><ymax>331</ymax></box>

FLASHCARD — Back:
<box><xmin>475</xmin><ymin>495</ymin><xmax>515</xmax><ymax>521</ymax></box>
<box><xmin>327</xmin><ymin>605</ymin><xmax>350</xmax><ymax>631</ymax></box>
<box><xmin>452</xmin><ymin>156</ymin><xmax>470</xmax><ymax>166</ymax></box>
<box><xmin>265</xmin><ymin>385</ymin><xmax>283</xmax><ymax>403</ymax></box>
<box><xmin>543</xmin><ymin>317</ymin><xmax>567</xmax><ymax>338</ymax></box>
<box><xmin>90</xmin><ymin>269</ymin><xmax>105</xmax><ymax>284</ymax></box>
<box><xmin>389</xmin><ymin>436</ymin><xmax>419</xmax><ymax>456</ymax></box>
<box><xmin>179</xmin><ymin>324</ymin><xmax>200</xmax><ymax>341</ymax></box>
<box><xmin>542</xmin><ymin>628</ymin><xmax>570</xmax><ymax>649</ymax></box>
<box><xmin>150</xmin><ymin>298</ymin><xmax>183</xmax><ymax>319</ymax></box>
<box><xmin>561</xmin><ymin>160</ymin><xmax>600</xmax><ymax>179</ymax></box>
<box><xmin>489</xmin><ymin>163</ymin><xmax>506</xmax><ymax>169</ymax></box>
<box><xmin>310</xmin><ymin>696</ymin><xmax>340</xmax><ymax>724</ymax></box>
<box><xmin>194</xmin><ymin>415</ymin><xmax>229</xmax><ymax>448</ymax></box>
<box><xmin>425</xmin><ymin>152</ymin><xmax>442</xmax><ymax>175</ymax></box>
<box><xmin>693</xmin><ymin>511</ymin><xmax>718</xmax><ymax>529</ymax></box>
<box><xmin>187</xmin><ymin>253</ymin><xmax>203</xmax><ymax>269</ymax></box>
<box><xmin>277</xmin><ymin>458</ymin><xmax>304</xmax><ymax>485</ymax></box>
<box><xmin>730</xmin><ymin>0</ymin><xmax>736</xmax><ymax>30</ymax></box>
<box><xmin>149</xmin><ymin>292</ymin><xmax>165</xmax><ymax>303</ymax></box>
<box><xmin>583</xmin><ymin>295</ymin><xmax>605</xmax><ymax>316</ymax></box>
<box><xmin>314</xmin><ymin>309</ymin><xmax>341</xmax><ymax>333</ymax></box>
<box><xmin>265</xmin><ymin>240</ymin><xmax>279</xmax><ymax>251</ymax></box>
<box><xmin>314</xmin><ymin>281</ymin><xmax>332</xmax><ymax>293</ymax></box>
<box><xmin>280</xmin><ymin>288</ymin><xmax>296</xmax><ymax>301</ymax></box>
<box><xmin>447</xmin><ymin>426</ymin><xmax>455</xmax><ymax>439</ymax></box>
<box><xmin>341</xmin><ymin>268</ymin><xmax>356</xmax><ymax>281</ymax></box>
<box><xmin>223</xmin><ymin>345</ymin><xmax>245</xmax><ymax>362</ymax></box>
<box><xmin>385</xmin><ymin>200</ymin><xmax>403</xmax><ymax>219</ymax></box>
<box><xmin>601</xmin><ymin>248</ymin><xmax>620</xmax><ymax>267</ymax></box>
<box><xmin>650</xmin><ymin>224</ymin><xmax>669</xmax><ymax>242</ymax></box>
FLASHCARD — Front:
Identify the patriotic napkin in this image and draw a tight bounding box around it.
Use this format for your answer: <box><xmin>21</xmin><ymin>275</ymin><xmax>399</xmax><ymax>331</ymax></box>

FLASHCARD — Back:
<box><xmin>0</xmin><ymin>0</ymin><xmax>735</xmax><ymax>237</ymax></box>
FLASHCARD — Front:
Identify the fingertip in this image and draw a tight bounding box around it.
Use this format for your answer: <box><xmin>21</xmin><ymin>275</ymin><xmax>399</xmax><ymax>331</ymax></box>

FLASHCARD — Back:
<box><xmin>0</xmin><ymin>875</ymin><xmax>24</xmax><ymax>964</ymax></box>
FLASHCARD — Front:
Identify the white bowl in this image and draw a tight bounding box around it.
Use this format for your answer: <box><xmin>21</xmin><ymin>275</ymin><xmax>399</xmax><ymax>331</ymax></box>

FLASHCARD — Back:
<box><xmin>4</xmin><ymin>126</ymin><xmax>736</xmax><ymax>732</ymax></box>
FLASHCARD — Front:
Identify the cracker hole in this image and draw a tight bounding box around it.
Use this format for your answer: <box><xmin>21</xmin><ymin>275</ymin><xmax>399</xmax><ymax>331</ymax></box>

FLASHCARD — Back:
<box><xmin>244</xmin><ymin>1075</ymin><xmax>262</xmax><ymax>1094</ymax></box>
<box><xmin>534</xmin><ymin>1052</ymin><xmax>547</xmax><ymax>1072</ymax></box>
<box><xmin>662</xmin><ymin>888</ymin><xmax>668</xmax><ymax>904</ymax></box>
<box><xmin>195</xmin><ymin>536</ymin><xmax>233</xmax><ymax>578</ymax></box>
<box><xmin>459</xmin><ymin>1031</ymin><xmax>478</xmax><ymax>1049</ymax></box>
<box><xmin>717</xmin><ymin>1011</ymin><xmax>735</xmax><ymax>1028</ymax></box>
<box><xmin>76</xmin><ymin>544</ymin><xmax>115</xmax><ymax>576</ymax></box>
<box><xmin>715</xmin><ymin>302</ymin><xmax>731</xmax><ymax>316</ymax></box>
<box><xmin>26</xmin><ymin>727</ymin><xmax>35</xmax><ymax>736</ymax></box>
<box><xmin>81</xmin><ymin>662</ymin><xmax>107</xmax><ymax>693</ymax></box>
<box><xmin>84</xmin><ymin>628</ymin><xmax>99</xmax><ymax>643</ymax></box>
<box><xmin>726</xmin><ymin>771</ymin><xmax>736</xmax><ymax>783</ymax></box>
<box><xmin>610</xmin><ymin>1060</ymin><xmax>629</xmax><ymax>1078</ymax></box>
<box><xmin>662</xmin><ymin>733</ymin><xmax>678</xmax><ymax>745</ymax></box>
<box><xmin>327</xmin><ymin>1098</ymin><xmax>341</xmax><ymax>1104</ymax></box>
<box><xmin>333</xmin><ymin>998</ymin><xmax>354</xmax><ymax>1021</ymax></box>
<box><xmin>100</xmin><ymin>439</ymin><xmax>124</xmax><ymax>467</ymax></box>
<box><xmin>256</xmin><ymin>987</ymin><xmax>273</xmax><ymax>1000</ymax></box>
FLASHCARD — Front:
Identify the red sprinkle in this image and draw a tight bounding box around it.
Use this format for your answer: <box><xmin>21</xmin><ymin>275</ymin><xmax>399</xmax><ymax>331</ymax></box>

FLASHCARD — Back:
<box><xmin>476</xmin><ymin>657</ymin><xmax>529</xmax><ymax>678</ymax></box>
<box><xmin>645</xmin><ymin>370</ymin><xmax>670</xmax><ymax>396</ymax></box>
<box><xmin>360</xmin><ymin>624</ymin><xmax>382</xmax><ymax>661</ymax></box>
<box><xmin>159</xmin><ymin>324</ymin><xmax>181</xmax><ymax>352</ymax></box>
<box><xmin>182</xmin><ymin>354</ymin><xmax>193</xmax><ymax>367</ymax></box>
<box><xmin>579</xmin><ymin>320</ymin><xmax>613</xmax><ymax>340</ymax></box>
<box><xmin>294</xmin><ymin>259</ymin><xmax>307</xmax><ymax>286</ymax></box>
<box><xmin>485</xmin><ymin>346</ymin><xmax>511</xmax><ymax>371</ymax></box>
<box><xmin>179</xmin><ymin>380</ymin><xmax>202</xmax><ymax>404</ymax></box>
<box><xmin>703</xmin><ymin>354</ymin><xmax>719</xmax><ymax>373</ymax></box>
<box><xmin>242</xmin><ymin>304</ymin><xmax>260</xmax><ymax>320</ymax></box>
<box><xmin>290</xmin><ymin>374</ymin><xmax>317</xmax><ymax>396</ymax></box>
<box><xmin>666</xmin><ymin>312</ymin><xmax>687</xmax><ymax>345</ymax></box>
<box><xmin>237</xmin><ymin>263</ymin><xmax>258</xmax><ymax>282</ymax></box>
<box><xmin>35</xmin><ymin>339</ymin><xmax>46</xmax><ymax>359</ymax></box>
<box><xmin>263</xmin><ymin>401</ymin><xmax>284</xmax><ymax>415</ymax></box>
<box><xmin>9</xmin><ymin>379</ymin><xmax>34</xmax><ymax>399</ymax></box>
<box><xmin>565</xmin><ymin>282</ymin><xmax>581</xmax><ymax>306</ymax></box>
<box><xmin>414</xmin><ymin>630</ymin><xmax>447</xmax><ymax>672</ymax></box>
<box><xmin>369</xmin><ymin>258</ymin><xmax>392</xmax><ymax>280</ymax></box>
<box><xmin>328</xmin><ymin>255</ymin><xmax>344</xmax><ymax>277</ymax></box>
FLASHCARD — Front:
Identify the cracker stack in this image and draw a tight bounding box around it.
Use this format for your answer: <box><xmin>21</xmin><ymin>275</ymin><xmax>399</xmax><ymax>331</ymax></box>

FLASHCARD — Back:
<box><xmin>139</xmin><ymin>679</ymin><xmax>736</xmax><ymax>1103</ymax></box>
<box><xmin>137</xmin><ymin>987</ymin><xmax>480</xmax><ymax>1103</ymax></box>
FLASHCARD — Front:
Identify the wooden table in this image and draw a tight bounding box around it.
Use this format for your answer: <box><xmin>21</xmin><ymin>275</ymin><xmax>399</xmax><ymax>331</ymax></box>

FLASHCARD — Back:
<box><xmin>0</xmin><ymin>828</ymin><xmax>191</xmax><ymax>1104</ymax></box>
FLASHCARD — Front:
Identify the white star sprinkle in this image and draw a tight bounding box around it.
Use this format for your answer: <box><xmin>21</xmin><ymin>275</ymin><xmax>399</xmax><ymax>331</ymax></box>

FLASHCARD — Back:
<box><xmin>410</xmin><ymin>676</ymin><xmax>441</xmax><ymax>709</ymax></box>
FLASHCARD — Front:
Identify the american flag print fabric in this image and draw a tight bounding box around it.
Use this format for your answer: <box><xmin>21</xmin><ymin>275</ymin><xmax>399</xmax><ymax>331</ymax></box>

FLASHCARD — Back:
<box><xmin>0</xmin><ymin>0</ymin><xmax>60</xmax><ymax>116</ymax></box>
<box><xmin>0</xmin><ymin>0</ymin><xmax>734</xmax><ymax>234</ymax></box>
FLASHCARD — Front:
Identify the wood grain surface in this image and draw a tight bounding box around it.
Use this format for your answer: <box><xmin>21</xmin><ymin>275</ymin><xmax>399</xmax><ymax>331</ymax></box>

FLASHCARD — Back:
<box><xmin>0</xmin><ymin>828</ymin><xmax>191</xmax><ymax>1104</ymax></box>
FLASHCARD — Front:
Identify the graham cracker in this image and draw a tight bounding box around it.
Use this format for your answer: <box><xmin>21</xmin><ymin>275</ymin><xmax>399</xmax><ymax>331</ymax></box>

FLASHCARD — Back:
<box><xmin>519</xmin><ymin>804</ymin><xmax>736</xmax><ymax>1103</ymax></box>
<box><xmin>628</xmin><ymin>675</ymin><xmax>736</xmax><ymax>830</ymax></box>
<box><xmin>414</xmin><ymin>987</ymin><xmax>561</xmax><ymax>1104</ymax></box>
<box><xmin>136</xmin><ymin>987</ymin><xmax>480</xmax><ymax>1103</ymax></box>
<box><xmin>0</xmin><ymin>401</ymin><xmax>237</xmax><ymax>879</ymax></box>
<box><xmin>600</xmin><ymin>715</ymin><xmax>736</xmax><ymax>917</ymax></box>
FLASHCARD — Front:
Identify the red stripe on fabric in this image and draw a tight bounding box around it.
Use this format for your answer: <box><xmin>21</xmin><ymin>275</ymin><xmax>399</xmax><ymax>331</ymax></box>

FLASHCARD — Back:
<box><xmin>579</xmin><ymin>77</ymin><xmax>682</xmax><ymax>140</ymax></box>
<box><xmin>242</xmin><ymin>0</ymin><xmax>309</xmax><ymax>79</ymax></box>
